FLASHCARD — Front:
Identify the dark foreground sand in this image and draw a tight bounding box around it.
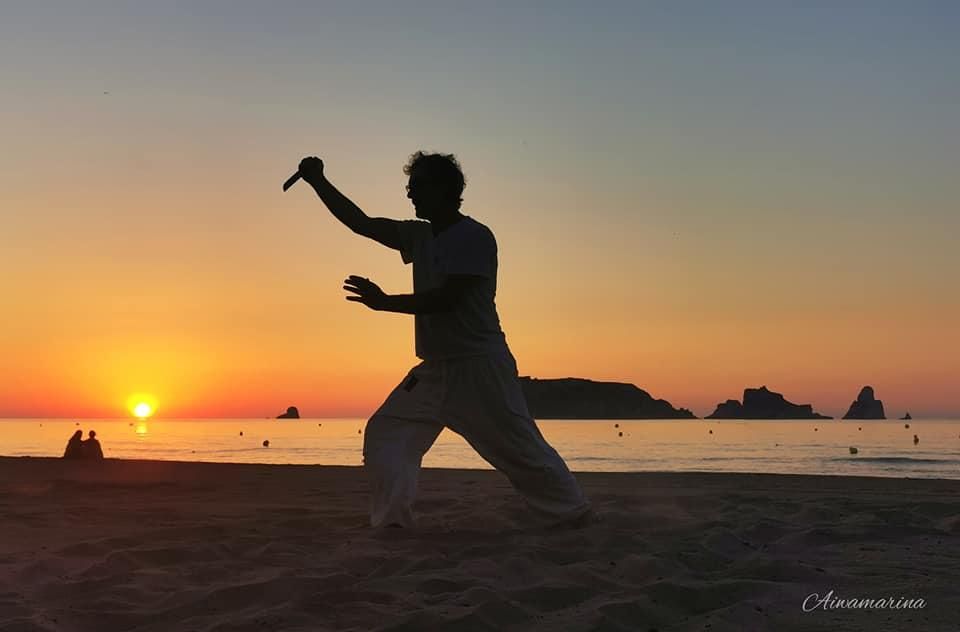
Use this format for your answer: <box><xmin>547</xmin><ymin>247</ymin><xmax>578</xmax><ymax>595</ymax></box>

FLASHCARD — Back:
<box><xmin>1</xmin><ymin>457</ymin><xmax>958</xmax><ymax>632</ymax></box>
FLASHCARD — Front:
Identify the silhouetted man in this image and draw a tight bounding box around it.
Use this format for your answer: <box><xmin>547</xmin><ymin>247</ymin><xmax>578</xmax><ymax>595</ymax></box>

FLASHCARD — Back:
<box><xmin>297</xmin><ymin>151</ymin><xmax>592</xmax><ymax>528</ymax></box>
<box><xmin>82</xmin><ymin>430</ymin><xmax>104</xmax><ymax>460</ymax></box>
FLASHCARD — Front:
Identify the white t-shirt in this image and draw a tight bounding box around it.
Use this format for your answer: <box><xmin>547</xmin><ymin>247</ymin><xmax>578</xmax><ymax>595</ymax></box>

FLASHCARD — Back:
<box><xmin>396</xmin><ymin>215</ymin><xmax>510</xmax><ymax>360</ymax></box>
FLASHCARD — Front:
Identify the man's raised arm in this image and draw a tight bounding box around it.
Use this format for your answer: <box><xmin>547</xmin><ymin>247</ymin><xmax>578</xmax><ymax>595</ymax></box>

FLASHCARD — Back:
<box><xmin>298</xmin><ymin>156</ymin><xmax>402</xmax><ymax>251</ymax></box>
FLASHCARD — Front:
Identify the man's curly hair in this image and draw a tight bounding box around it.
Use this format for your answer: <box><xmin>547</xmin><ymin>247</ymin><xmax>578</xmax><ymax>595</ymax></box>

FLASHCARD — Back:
<box><xmin>403</xmin><ymin>151</ymin><xmax>466</xmax><ymax>207</ymax></box>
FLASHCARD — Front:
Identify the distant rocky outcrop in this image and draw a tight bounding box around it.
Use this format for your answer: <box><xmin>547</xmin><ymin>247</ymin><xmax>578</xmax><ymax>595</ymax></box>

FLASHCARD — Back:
<box><xmin>518</xmin><ymin>377</ymin><xmax>695</xmax><ymax>419</ymax></box>
<box><xmin>276</xmin><ymin>406</ymin><xmax>300</xmax><ymax>419</ymax></box>
<box><xmin>842</xmin><ymin>386</ymin><xmax>886</xmax><ymax>420</ymax></box>
<box><xmin>706</xmin><ymin>386</ymin><xmax>831</xmax><ymax>419</ymax></box>
<box><xmin>710</xmin><ymin>399</ymin><xmax>746</xmax><ymax>418</ymax></box>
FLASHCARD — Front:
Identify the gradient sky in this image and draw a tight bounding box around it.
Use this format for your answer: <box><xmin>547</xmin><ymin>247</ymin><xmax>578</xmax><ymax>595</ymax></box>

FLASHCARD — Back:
<box><xmin>2</xmin><ymin>1</ymin><xmax>958</xmax><ymax>418</ymax></box>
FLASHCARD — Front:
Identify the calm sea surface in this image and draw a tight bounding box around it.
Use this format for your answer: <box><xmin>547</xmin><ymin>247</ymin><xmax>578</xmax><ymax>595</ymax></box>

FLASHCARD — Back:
<box><xmin>3</xmin><ymin>419</ymin><xmax>959</xmax><ymax>480</ymax></box>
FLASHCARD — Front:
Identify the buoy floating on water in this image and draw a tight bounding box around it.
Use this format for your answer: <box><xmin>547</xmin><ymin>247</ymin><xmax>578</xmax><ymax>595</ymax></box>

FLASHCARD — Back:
<box><xmin>849</xmin><ymin>447</ymin><xmax>858</xmax><ymax>455</ymax></box>
<box><xmin>262</xmin><ymin>439</ymin><xmax>270</xmax><ymax>447</ymax></box>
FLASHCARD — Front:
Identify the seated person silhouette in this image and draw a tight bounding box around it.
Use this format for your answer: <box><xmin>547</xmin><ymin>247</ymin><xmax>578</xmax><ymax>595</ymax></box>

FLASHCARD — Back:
<box><xmin>63</xmin><ymin>430</ymin><xmax>84</xmax><ymax>459</ymax></box>
<box><xmin>297</xmin><ymin>151</ymin><xmax>592</xmax><ymax>528</ymax></box>
<box><xmin>81</xmin><ymin>430</ymin><xmax>104</xmax><ymax>460</ymax></box>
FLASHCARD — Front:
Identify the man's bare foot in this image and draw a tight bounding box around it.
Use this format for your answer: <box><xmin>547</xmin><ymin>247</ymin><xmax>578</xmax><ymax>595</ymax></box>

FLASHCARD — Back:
<box><xmin>549</xmin><ymin>508</ymin><xmax>602</xmax><ymax>530</ymax></box>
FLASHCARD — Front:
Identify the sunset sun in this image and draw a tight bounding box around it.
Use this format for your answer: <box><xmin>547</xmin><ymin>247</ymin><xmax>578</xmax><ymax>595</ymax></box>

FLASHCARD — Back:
<box><xmin>134</xmin><ymin>402</ymin><xmax>153</xmax><ymax>418</ymax></box>
<box><xmin>127</xmin><ymin>394</ymin><xmax>158</xmax><ymax>419</ymax></box>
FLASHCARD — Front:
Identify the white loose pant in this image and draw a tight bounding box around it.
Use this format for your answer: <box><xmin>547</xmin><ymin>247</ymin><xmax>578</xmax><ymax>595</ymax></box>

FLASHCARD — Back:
<box><xmin>362</xmin><ymin>349</ymin><xmax>591</xmax><ymax>528</ymax></box>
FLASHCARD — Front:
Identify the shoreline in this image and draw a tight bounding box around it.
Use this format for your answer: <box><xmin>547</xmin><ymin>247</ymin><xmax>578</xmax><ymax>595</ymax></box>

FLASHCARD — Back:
<box><xmin>4</xmin><ymin>454</ymin><xmax>959</xmax><ymax>483</ymax></box>
<box><xmin>2</xmin><ymin>457</ymin><xmax>958</xmax><ymax>630</ymax></box>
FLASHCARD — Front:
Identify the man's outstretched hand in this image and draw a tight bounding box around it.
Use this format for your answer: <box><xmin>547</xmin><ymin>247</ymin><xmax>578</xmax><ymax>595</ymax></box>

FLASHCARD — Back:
<box><xmin>343</xmin><ymin>275</ymin><xmax>388</xmax><ymax>311</ymax></box>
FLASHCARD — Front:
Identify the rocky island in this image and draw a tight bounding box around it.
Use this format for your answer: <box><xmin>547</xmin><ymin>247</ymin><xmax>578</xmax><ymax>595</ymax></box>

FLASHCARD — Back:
<box><xmin>276</xmin><ymin>406</ymin><xmax>300</xmax><ymax>419</ymax></box>
<box><xmin>706</xmin><ymin>386</ymin><xmax>831</xmax><ymax>419</ymax></box>
<box><xmin>518</xmin><ymin>377</ymin><xmax>695</xmax><ymax>419</ymax></box>
<box><xmin>842</xmin><ymin>386</ymin><xmax>886</xmax><ymax>420</ymax></box>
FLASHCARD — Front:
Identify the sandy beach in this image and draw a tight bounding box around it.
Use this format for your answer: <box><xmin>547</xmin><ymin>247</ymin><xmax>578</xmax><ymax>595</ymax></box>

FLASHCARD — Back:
<box><xmin>1</xmin><ymin>457</ymin><xmax>957</xmax><ymax>631</ymax></box>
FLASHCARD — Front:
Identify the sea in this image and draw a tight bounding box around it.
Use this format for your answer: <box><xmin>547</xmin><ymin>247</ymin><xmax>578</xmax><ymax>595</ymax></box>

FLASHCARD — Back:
<box><xmin>3</xmin><ymin>419</ymin><xmax>959</xmax><ymax>480</ymax></box>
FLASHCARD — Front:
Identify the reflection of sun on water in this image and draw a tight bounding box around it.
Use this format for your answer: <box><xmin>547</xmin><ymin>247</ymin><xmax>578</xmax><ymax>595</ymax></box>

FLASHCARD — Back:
<box><xmin>135</xmin><ymin>423</ymin><xmax>148</xmax><ymax>436</ymax></box>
